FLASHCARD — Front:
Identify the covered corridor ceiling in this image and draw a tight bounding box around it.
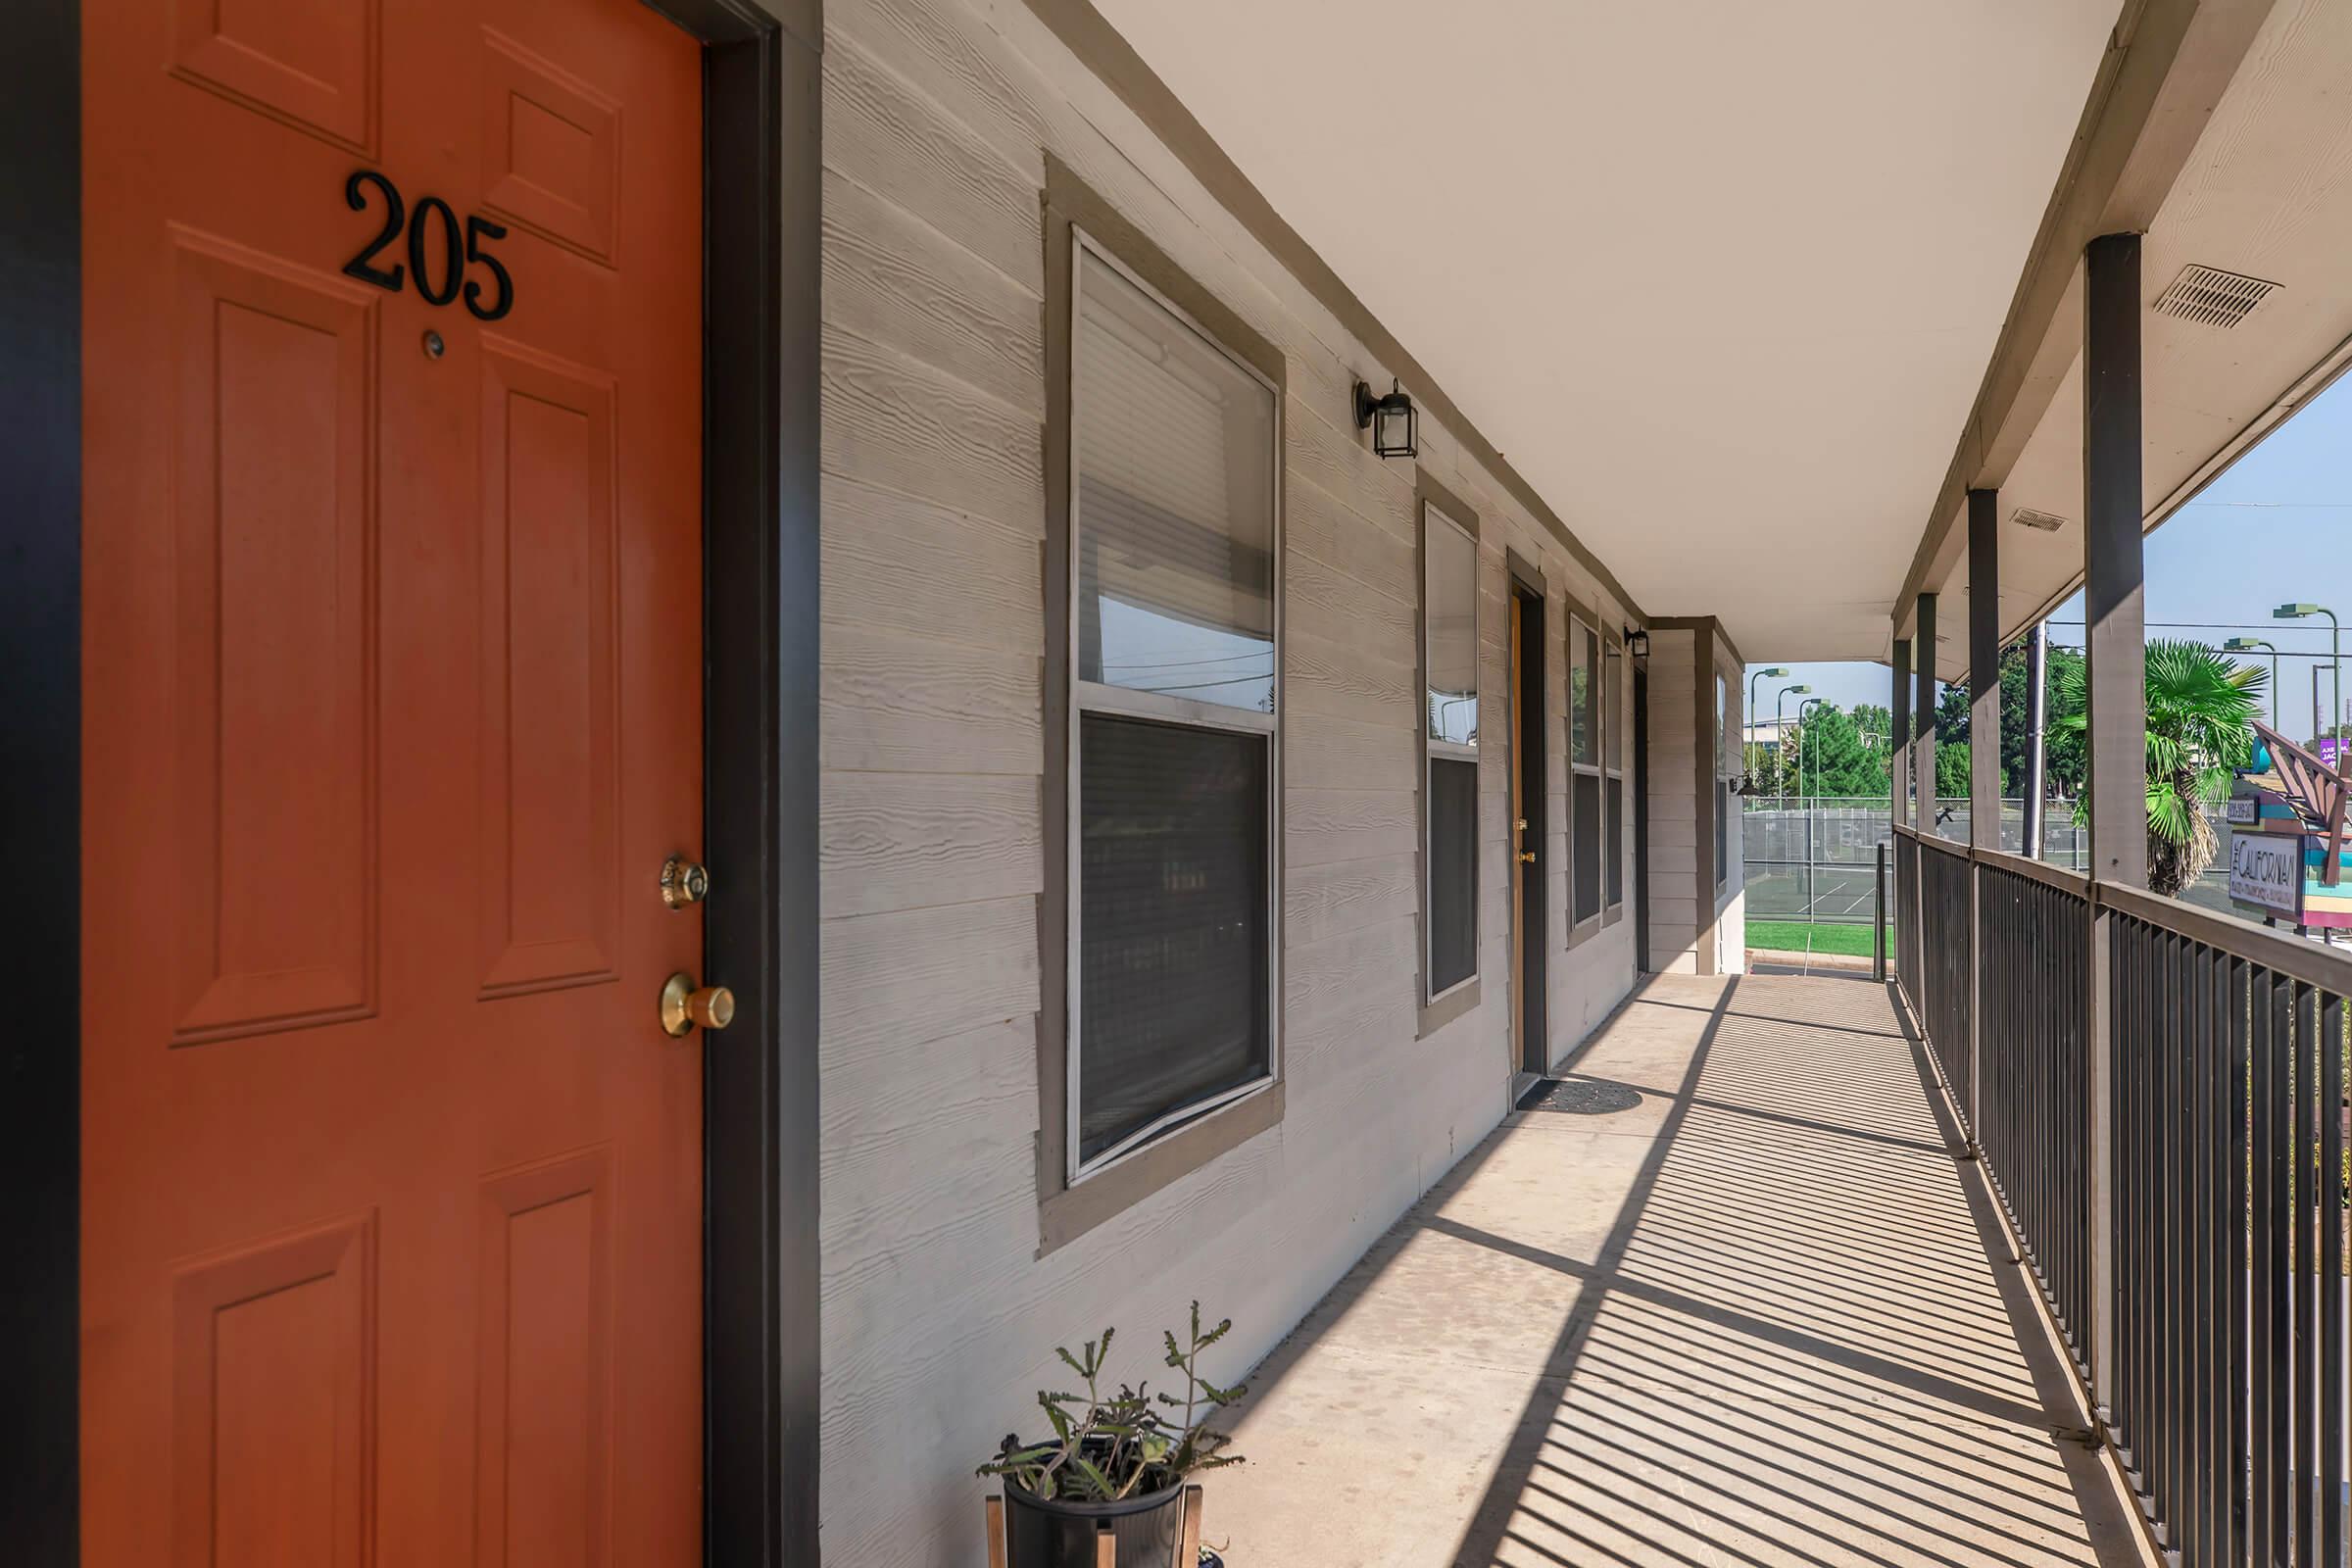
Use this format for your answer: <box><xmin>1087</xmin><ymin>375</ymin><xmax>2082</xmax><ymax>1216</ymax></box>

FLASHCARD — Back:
<box><xmin>1083</xmin><ymin>0</ymin><xmax>2124</xmax><ymax>661</ymax></box>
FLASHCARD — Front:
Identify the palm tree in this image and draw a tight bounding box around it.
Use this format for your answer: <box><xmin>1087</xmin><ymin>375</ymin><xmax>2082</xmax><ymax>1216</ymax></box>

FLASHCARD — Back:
<box><xmin>2053</xmin><ymin>639</ymin><xmax>2265</xmax><ymax>898</ymax></box>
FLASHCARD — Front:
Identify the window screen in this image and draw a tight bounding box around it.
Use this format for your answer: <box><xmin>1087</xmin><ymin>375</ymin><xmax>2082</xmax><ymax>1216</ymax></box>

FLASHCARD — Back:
<box><xmin>1067</xmin><ymin>233</ymin><xmax>1279</xmax><ymax>1174</ymax></box>
<box><xmin>1423</xmin><ymin>502</ymin><xmax>1479</xmax><ymax>1002</ymax></box>
<box><xmin>1427</xmin><ymin>757</ymin><xmax>1478</xmax><ymax>995</ymax></box>
<box><xmin>1604</xmin><ymin>638</ymin><xmax>1625</xmax><ymax>910</ymax></box>
<box><xmin>1078</xmin><ymin>714</ymin><xmax>1271</xmax><ymax>1164</ymax></box>
<box><xmin>1606</xmin><ymin>776</ymin><xmax>1625</xmax><ymax>907</ymax></box>
<box><xmin>1571</xmin><ymin>618</ymin><xmax>1600</xmax><ymax>923</ymax></box>
<box><xmin>1574</xmin><ymin>774</ymin><xmax>1602</xmax><ymax>920</ymax></box>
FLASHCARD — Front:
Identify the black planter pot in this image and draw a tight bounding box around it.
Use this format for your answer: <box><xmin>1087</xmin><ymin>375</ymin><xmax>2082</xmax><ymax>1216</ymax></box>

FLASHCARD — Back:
<box><xmin>1001</xmin><ymin>1474</ymin><xmax>1186</xmax><ymax>1568</ymax></box>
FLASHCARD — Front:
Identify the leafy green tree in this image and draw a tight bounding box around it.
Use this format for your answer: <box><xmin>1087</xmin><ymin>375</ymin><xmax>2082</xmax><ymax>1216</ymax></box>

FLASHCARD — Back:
<box><xmin>1996</xmin><ymin>643</ymin><xmax>2086</xmax><ymax>799</ymax></box>
<box><xmin>1786</xmin><ymin>705</ymin><xmax>1889</xmax><ymax>798</ymax></box>
<box><xmin>2053</xmin><ymin>639</ymin><xmax>2264</xmax><ymax>897</ymax></box>
<box><xmin>1935</xmin><ymin>740</ymin><xmax>1971</xmax><ymax>801</ymax></box>
<box><xmin>1927</xmin><ymin>641</ymin><xmax>2087</xmax><ymax>800</ymax></box>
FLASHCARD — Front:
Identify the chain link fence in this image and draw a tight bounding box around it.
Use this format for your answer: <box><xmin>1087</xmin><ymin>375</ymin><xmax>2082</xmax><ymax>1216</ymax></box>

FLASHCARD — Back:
<box><xmin>1742</xmin><ymin>798</ymin><xmax>2088</xmax><ymax>923</ymax></box>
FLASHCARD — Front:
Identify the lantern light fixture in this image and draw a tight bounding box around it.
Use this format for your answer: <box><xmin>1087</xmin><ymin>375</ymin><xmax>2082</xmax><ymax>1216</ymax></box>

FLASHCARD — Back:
<box><xmin>1625</xmin><ymin>627</ymin><xmax>1650</xmax><ymax>660</ymax></box>
<box><xmin>1353</xmin><ymin>377</ymin><xmax>1418</xmax><ymax>459</ymax></box>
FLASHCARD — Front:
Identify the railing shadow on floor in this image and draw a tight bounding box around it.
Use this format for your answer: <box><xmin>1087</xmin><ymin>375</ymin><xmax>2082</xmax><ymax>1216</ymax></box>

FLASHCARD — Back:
<box><xmin>1213</xmin><ymin>971</ymin><xmax>2150</xmax><ymax>1567</ymax></box>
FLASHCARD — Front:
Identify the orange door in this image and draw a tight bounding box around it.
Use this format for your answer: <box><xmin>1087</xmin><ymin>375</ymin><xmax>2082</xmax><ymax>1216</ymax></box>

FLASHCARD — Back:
<box><xmin>80</xmin><ymin>0</ymin><xmax>706</xmax><ymax>1562</ymax></box>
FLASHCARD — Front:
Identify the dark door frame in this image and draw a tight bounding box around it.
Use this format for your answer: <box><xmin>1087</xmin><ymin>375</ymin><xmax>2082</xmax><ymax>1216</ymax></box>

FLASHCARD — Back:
<box><xmin>1508</xmin><ymin>571</ymin><xmax>1548</xmax><ymax>1073</ymax></box>
<box><xmin>1</xmin><ymin>2</ymin><xmax>824</xmax><ymax>1561</ymax></box>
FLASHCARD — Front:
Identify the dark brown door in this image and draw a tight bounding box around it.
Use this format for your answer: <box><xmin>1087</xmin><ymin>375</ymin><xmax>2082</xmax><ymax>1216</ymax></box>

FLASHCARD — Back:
<box><xmin>80</xmin><ymin>0</ymin><xmax>707</xmax><ymax>1561</ymax></box>
<box><xmin>1510</xmin><ymin>583</ymin><xmax>1548</xmax><ymax>1072</ymax></box>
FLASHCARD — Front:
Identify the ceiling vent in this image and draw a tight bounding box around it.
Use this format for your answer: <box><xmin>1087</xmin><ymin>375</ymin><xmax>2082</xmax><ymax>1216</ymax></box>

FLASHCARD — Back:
<box><xmin>2012</xmin><ymin>507</ymin><xmax>2067</xmax><ymax>533</ymax></box>
<box><xmin>2153</xmin><ymin>264</ymin><xmax>2281</xmax><ymax>329</ymax></box>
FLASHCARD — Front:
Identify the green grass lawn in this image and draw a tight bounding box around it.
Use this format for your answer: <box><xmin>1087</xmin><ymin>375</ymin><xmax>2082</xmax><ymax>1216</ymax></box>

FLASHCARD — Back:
<box><xmin>1746</xmin><ymin>920</ymin><xmax>1892</xmax><ymax>959</ymax></box>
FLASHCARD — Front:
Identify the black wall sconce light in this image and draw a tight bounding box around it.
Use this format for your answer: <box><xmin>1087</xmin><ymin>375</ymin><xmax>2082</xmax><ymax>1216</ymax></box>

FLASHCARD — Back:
<box><xmin>1353</xmin><ymin>377</ymin><xmax>1417</xmax><ymax>459</ymax></box>
<box><xmin>1624</xmin><ymin>627</ymin><xmax>1650</xmax><ymax>659</ymax></box>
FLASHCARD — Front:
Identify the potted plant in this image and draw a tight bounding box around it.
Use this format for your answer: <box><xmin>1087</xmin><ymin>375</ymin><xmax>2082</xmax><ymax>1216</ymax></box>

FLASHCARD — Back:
<box><xmin>978</xmin><ymin>1302</ymin><xmax>1245</xmax><ymax>1568</ymax></box>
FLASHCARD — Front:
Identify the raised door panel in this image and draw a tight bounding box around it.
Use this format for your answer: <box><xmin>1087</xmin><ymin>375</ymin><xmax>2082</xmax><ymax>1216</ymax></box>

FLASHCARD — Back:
<box><xmin>172</xmin><ymin>0</ymin><xmax>378</xmax><ymax>150</ymax></box>
<box><xmin>170</xmin><ymin>230</ymin><xmax>379</xmax><ymax>1044</ymax></box>
<box><xmin>476</xmin><ymin>336</ymin><xmax>620</xmax><ymax>997</ymax></box>
<box><xmin>474</xmin><ymin>1150</ymin><xmax>612</xmax><ymax>1568</ymax></box>
<box><xmin>171</xmin><ymin>1214</ymin><xmax>375</xmax><ymax>1568</ymax></box>
<box><xmin>478</xmin><ymin>28</ymin><xmax>619</xmax><ymax>265</ymax></box>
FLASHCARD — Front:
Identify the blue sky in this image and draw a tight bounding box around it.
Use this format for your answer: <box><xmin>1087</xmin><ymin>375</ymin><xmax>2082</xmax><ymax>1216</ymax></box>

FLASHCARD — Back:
<box><xmin>1754</xmin><ymin>371</ymin><xmax>2352</xmax><ymax>733</ymax></box>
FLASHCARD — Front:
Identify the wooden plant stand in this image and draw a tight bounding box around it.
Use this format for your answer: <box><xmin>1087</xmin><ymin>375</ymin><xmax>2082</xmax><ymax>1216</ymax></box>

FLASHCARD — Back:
<box><xmin>983</xmin><ymin>1484</ymin><xmax>1203</xmax><ymax>1567</ymax></box>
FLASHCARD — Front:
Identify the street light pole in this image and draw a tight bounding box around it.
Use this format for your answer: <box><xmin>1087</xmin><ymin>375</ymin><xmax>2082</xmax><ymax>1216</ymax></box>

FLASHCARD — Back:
<box><xmin>2222</xmin><ymin>636</ymin><xmax>2279</xmax><ymax>729</ymax></box>
<box><xmin>1799</xmin><ymin>697</ymin><xmax>1827</xmax><ymax>804</ymax></box>
<box><xmin>2277</xmin><ymin>604</ymin><xmax>2339</xmax><ymax>744</ymax></box>
<box><xmin>1746</xmin><ymin>667</ymin><xmax>1788</xmax><ymax>781</ymax></box>
<box><xmin>1773</xmin><ymin>684</ymin><xmax>1811</xmax><ymax>801</ymax></box>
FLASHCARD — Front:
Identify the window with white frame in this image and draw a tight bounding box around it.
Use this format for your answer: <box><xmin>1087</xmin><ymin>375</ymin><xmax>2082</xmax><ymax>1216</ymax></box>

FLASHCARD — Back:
<box><xmin>1571</xmin><ymin>615</ymin><xmax>1602</xmax><ymax>925</ymax></box>
<box><xmin>1422</xmin><ymin>501</ymin><xmax>1479</xmax><ymax>1001</ymax></box>
<box><xmin>1604</xmin><ymin>634</ymin><xmax>1625</xmax><ymax>910</ymax></box>
<box><xmin>1067</xmin><ymin>233</ymin><xmax>1280</xmax><ymax>1177</ymax></box>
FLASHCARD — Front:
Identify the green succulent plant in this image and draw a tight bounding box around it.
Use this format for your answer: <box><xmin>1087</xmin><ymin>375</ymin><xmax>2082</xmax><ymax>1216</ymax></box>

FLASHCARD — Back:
<box><xmin>977</xmin><ymin>1301</ymin><xmax>1246</xmax><ymax>1502</ymax></box>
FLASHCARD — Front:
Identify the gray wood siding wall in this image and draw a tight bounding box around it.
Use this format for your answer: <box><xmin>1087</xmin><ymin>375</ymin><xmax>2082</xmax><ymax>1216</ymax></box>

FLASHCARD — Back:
<box><xmin>814</xmin><ymin>1</ymin><xmax>1641</xmax><ymax>1558</ymax></box>
<box><xmin>1643</xmin><ymin>628</ymin><xmax>1699</xmax><ymax>972</ymax></box>
<box><xmin>1713</xmin><ymin>635</ymin><xmax>1747</xmax><ymax>971</ymax></box>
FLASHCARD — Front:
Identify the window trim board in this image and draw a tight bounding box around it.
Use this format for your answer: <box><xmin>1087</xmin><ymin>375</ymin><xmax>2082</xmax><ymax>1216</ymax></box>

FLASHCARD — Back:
<box><xmin>1563</xmin><ymin>591</ymin><xmax>1607</xmax><ymax>949</ymax></box>
<box><xmin>1037</xmin><ymin>156</ymin><xmax>1289</xmax><ymax>1251</ymax></box>
<box><xmin>1415</xmin><ymin>466</ymin><xmax>1483</xmax><ymax>1030</ymax></box>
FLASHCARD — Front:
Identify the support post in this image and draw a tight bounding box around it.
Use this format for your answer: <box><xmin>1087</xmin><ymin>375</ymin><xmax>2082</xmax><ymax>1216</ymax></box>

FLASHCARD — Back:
<box><xmin>1891</xmin><ymin>636</ymin><xmax>1912</xmax><ymax>831</ymax></box>
<box><xmin>2083</xmin><ymin>233</ymin><xmax>2146</xmax><ymax>892</ymax></box>
<box><xmin>1915</xmin><ymin>593</ymin><xmax>1939</xmax><ymax>833</ymax></box>
<box><xmin>1967</xmin><ymin>489</ymin><xmax>1999</xmax><ymax>1148</ymax></box>
<box><xmin>1969</xmin><ymin>489</ymin><xmax>2001</xmax><ymax>854</ymax></box>
<box><xmin>2024</xmin><ymin>623</ymin><xmax>2048</xmax><ymax>859</ymax></box>
<box><xmin>2082</xmin><ymin>230</ymin><xmax>2145</xmax><ymax>1421</ymax></box>
<box><xmin>1913</xmin><ymin>596</ymin><xmax>1937</xmax><ymax>1031</ymax></box>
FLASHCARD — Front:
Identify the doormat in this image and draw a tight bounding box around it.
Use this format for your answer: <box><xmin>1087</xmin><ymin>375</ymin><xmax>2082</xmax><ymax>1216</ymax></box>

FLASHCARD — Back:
<box><xmin>1515</xmin><ymin>1077</ymin><xmax>1643</xmax><ymax>1115</ymax></box>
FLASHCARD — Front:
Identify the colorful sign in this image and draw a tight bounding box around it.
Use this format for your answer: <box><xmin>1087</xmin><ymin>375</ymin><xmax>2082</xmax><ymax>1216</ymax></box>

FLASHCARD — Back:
<box><xmin>2230</xmin><ymin>833</ymin><xmax>2305</xmax><ymax>921</ymax></box>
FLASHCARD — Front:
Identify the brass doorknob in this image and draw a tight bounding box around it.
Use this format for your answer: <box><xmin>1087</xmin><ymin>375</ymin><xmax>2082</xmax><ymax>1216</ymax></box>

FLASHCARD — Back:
<box><xmin>1518</xmin><ymin>851</ymin><xmax>1537</xmax><ymax>863</ymax></box>
<box><xmin>660</xmin><ymin>971</ymin><xmax>734</xmax><ymax>1037</ymax></box>
<box><xmin>660</xmin><ymin>855</ymin><xmax>710</xmax><ymax>908</ymax></box>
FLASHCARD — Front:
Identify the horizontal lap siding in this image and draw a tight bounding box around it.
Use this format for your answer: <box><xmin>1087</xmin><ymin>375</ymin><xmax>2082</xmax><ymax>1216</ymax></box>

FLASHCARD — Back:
<box><xmin>1645</xmin><ymin>630</ymin><xmax>1699</xmax><ymax>972</ymax></box>
<box><xmin>810</xmin><ymin>0</ymin><xmax>1642</xmax><ymax>1559</ymax></box>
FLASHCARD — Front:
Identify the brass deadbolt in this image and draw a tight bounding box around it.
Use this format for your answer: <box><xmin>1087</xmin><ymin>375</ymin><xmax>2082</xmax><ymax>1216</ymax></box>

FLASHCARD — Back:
<box><xmin>660</xmin><ymin>856</ymin><xmax>710</xmax><ymax>908</ymax></box>
<box><xmin>660</xmin><ymin>971</ymin><xmax>735</xmax><ymax>1038</ymax></box>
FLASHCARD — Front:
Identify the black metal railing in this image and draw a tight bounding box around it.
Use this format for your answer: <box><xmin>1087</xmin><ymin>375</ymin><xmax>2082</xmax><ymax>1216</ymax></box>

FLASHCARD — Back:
<box><xmin>1896</xmin><ymin>831</ymin><xmax>1921</xmax><ymax>1014</ymax></box>
<box><xmin>1917</xmin><ymin>835</ymin><xmax>1973</xmax><ymax>1132</ymax></box>
<box><xmin>1892</xmin><ymin>822</ymin><xmax>2352</xmax><ymax>1567</ymax></box>
<box><xmin>2106</xmin><ymin>884</ymin><xmax>2345</xmax><ymax>1568</ymax></box>
<box><xmin>1977</xmin><ymin>856</ymin><xmax>2090</xmax><ymax>1365</ymax></box>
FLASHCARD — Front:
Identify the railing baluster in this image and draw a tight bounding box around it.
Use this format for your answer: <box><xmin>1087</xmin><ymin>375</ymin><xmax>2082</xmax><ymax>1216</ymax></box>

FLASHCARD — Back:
<box><xmin>2295</xmin><ymin>980</ymin><xmax>2318</xmax><ymax>1567</ymax></box>
<box><xmin>2254</xmin><ymin>962</ymin><xmax>2277</xmax><ymax>1568</ymax></box>
<box><xmin>2323</xmin><ymin>990</ymin><xmax>2343</xmax><ymax>1568</ymax></box>
<box><xmin>2164</xmin><ymin>930</ymin><xmax>2182</xmax><ymax>1542</ymax></box>
<box><xmin>2230</xmin><ymin>956</ymin><xmax>2249</xmax><ymax>1568</ymax></box>
<box><xmin>2135</xmin><ymin>906</ymin><xmax>2154</xmax><ymax>1486</ymax></box>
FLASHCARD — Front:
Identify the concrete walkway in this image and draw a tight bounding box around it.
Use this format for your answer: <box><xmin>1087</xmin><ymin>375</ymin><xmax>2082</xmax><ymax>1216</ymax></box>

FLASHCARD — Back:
<box><xmin>1213</xmin><ymin>973</ymin><xmax>2150</xmax><ymax>1567</ymax></box>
